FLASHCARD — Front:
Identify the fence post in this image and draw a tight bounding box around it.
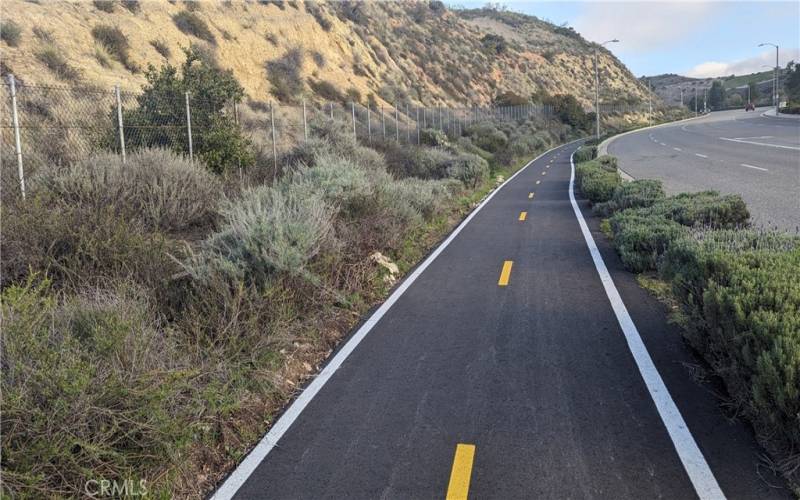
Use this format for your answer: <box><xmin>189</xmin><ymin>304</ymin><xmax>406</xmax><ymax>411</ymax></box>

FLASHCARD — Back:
<box><xmin>330</xmin><ymin>102</ymin><xmax>334</xmax><ymax>120</ymax></box>
<box><xmin>302</xmin><ymin>99</ymin><xmax>308</xmax><ymax>141</ymax></box>
<box><xmin>8</xmin><ymin>74</ymin><xmax>25</xmax><ymax>199</ymax></box>
<box><xmin>351</xmin><ymin>101</ymin><xmax>356</xmax><ymax>139</ymax></box>
<box><xmin>405</xmin><ymin>103</ymin><xmax>410</xmax><ymax>143</ymax></box>
<box><xmin>416</xmin><ymin>107</ymin><xmax>420</xmax><ymax>144</ymax></box>
<box><xmin>114</xmin><ymin>84</ymin><xmax>126</xmax><ymax>164</ymax></box>
<box><xmin>270</xmin><ymin>101</ymin><xmax>278</xmax><ymax>178</ymax></box>
<box><xmin>367</xmin><ymin>104</ymin><xmax>372</xmax><ymax>143</ymax></box>
<box><xmin>394</xmin><ymin>104</ymin><xmax>399</xmax><ymax>142</ymax></box>
<box><xmin>381</xmin><ymin>105</ymin><xmax>386</xmax><ymax>139</ymax></box>
<box><xmin>185</xmin><ymin>91</ymin><xmax>193</xmax><ymax>165</ymax></box>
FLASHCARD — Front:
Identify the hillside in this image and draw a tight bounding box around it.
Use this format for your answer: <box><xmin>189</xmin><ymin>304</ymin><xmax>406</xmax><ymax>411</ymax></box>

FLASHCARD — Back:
<box><xmin>646</xmin><ymin>70</ymin><xmax>782</xmax><ymax>106</ymax></box>
<box><xmin>1</xmin><ymin>0</ymin><xmax>650</xmax><ymax>108</ymax></box>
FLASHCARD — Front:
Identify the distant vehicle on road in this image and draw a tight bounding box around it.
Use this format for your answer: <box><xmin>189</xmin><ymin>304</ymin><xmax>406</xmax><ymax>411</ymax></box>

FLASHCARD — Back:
<box><xmin>745</xmin><ymin>102</ymin><xmax>755</xmax><ymax>111</ymax></box>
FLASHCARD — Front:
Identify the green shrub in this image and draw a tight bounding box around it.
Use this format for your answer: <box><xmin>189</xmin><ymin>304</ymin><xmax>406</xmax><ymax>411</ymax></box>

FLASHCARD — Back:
<box><xmin>420</xmin><ymin>128</ymin><xmax>449</xmax><ymax>147</ymax></box>
<box><xmin>119</xmin><ymin>47</ymin><xmax>252</xmax><ymax>174</ymax></box>
<box><xmin>187</xmin><ymin>185</ymin><xmax>334</xmax><ymax>288</ymax></box>
<box><xmin>266</xmin><ymin>48</ymin><xmax>304</xmax><ymax>103</ymax></box>
<box><xmin>150</xmin><ymin>39</ymin><xmax>171</xmax><ymax>58</ymax></box>
<box><xmin>573</xmin><ymin>145</ymin><xmax>596</xmax><ymax>163</ymax></box>
<box><xmin>1</xmin><ymin>196</ymin><xmax>179</xmax><ymax>291</ymax></box>
<box><xmin>1</xmin><ymin>278</ymin><xmax>186</xmax><ymax>498</ymax></box>
<box><xmin>93</xmin><ymin>0</ymin><xmax>115</xmax><ymax>13</ymax></box>
<box><xmin>659</xmin><ymin>235</ymin><xmax>800</xmax><ymax>450</ymax></box>
<box><xmin>121</xmin><ymin>0</ymin><xmax>141</xmax><ymax>13</ymax></box>
<box><xmin>308</xmin><ymin>79</ymin><xmax>344</xmax><ymax>103</ymax></box>
<box><xmin>576</xmin><ymin>159</ymin><xmax>621</xmax><ymax>203</ymax></box>
<box><xmin>446</xmin><ymin>153</ymin><xmax>489</xmax><ymax>188</ymax></box>
<box><xmin>1</xmin><ymin>20</ymin><xmax>22</xmax><ymax>47</ymax></box>
<box><xmin>596</xmin><ymin>155</ymin><xmax>618</xmax><ymax>171</ymax></box>
<box><xmin>36</xmin><ymin>46</ymin><xmax>81</xmax><ymax>81</ymax></box>
<box><xmin>33</xmin><ymin>148</ymin><xmax>220</xmax><ymax>232</ymax></box>
<box><xmin>91</xmin><ymin>24</ymin><xmax>137</xmax><ymax>72</ymax></box>
<box><xmin>632</xmin><ymin>191</ymin><xmax>749</xmax><ymax>228</ymax></box>
<box><xmin>377</xmin><ymin>177</ymin><xmax>458</xmax><ymax>223</ymax></box>
<box><xmin>593</xmin><ymin>179</ymin><xmax>665</xmax><ymax>217</ymax></box>
<box><xmin>173</xmin><ymin>11</ymin><xmax>216</xmax><ymax>44</ymax></box>
<box><xmin>467</xmin><ymin>122</ymin><xmax>507</xmax><ymax>153</ymax></box>
<box><xmin>609</xmin><ymin>213</ymin><xmax>687</xmax><ymax>272</ymax></box>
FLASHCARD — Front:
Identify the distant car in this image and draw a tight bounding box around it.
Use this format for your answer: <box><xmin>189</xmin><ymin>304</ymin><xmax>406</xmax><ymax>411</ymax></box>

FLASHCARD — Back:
<box><xmin>745</xmin><ymin>103</ymin><xmax>755</xmax><ymax>111</ymax></box>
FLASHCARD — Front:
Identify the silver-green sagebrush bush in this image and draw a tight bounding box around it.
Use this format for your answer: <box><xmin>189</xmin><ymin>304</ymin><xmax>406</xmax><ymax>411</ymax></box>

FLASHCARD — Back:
<box><xmin>33</xmin><ymin>148</ymin><xmax>221</xmax><ymax>232</ymax></box>
<box><xmin>187</xmin><ymin>185</ymin><xmax>335</xmax><ymax>288</ymax></box>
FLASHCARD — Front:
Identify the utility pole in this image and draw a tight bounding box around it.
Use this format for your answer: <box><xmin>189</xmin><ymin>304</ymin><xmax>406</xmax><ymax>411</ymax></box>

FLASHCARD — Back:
<box><xmin>680</xmin><ymin>87</ymin><xmax>684</xmax><ymax>107</ymax></box>
<box><xmin>759</xmin><ymin>43</ymin><xmax>780</xmax><ymax>115</ymax></box>
<box><xmin>703</xmin><ymin>89</ymin><xmax>708</xmax><ymax>113</ymax></box>
<box><xmin>694</xmin><ymin>87</ymin><xmax>698</xmax><ymax>116</ymax></box>
<box><xmin>594</xmin><ymin>39</ymin><xmax>619</xmax><ymax>140</ymax></box>
<box><xmin>648</xmin><ymin>79</ymin><xmax>652</xmax><ymax>126</ymax></box>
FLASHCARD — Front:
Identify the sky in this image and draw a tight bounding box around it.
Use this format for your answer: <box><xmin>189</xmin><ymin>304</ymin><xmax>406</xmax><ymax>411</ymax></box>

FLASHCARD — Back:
<box><xmin>454</xmin><ymin>1</ymin><xmax>800</xmax><ymax>78</ymax></box>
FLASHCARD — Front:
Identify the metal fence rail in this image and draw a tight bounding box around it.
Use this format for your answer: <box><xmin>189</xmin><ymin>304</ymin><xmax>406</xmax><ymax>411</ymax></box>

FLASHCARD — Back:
<box><xmin>1</xmin><ymin>74</ymin><xmax>663</xmax><ymax>199</ymax></box>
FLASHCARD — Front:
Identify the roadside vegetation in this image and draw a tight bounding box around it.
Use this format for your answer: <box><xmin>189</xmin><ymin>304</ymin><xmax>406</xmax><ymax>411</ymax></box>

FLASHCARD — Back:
<box><xmin>0</xmin><ymin>49</ymin><xmax>591</xmax><ymax>498</ymax></box>
<box><xmin>574</xmin><ymin>148</ymin><xmax>800</xmax><ymax>488</ymax></box>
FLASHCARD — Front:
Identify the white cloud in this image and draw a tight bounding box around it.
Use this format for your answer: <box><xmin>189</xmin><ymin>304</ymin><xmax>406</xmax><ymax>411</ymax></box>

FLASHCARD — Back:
<box><xmin>572</xmin><ymin>1</ymin><xmax>713</xmax><ymax>53</ymax></box>
<box><xmin>684</xmin><ymin>48</ymin><xmax>800</xmax><ymax>78</ymax></box>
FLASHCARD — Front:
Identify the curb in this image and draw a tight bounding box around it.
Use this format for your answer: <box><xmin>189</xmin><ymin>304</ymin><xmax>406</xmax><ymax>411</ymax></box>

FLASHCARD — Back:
<box><xmin>761</xmin><ymin>109</ymin><xmax>800</xmax><ymax>120</ymax></box>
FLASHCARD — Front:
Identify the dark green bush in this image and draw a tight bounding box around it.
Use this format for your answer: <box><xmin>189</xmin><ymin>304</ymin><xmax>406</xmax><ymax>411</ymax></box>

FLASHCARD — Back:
<box><xmin>92</xmin><ymin>0</ymin><xmax>115</xmax><ymax>13</ymax></box>
<box><xmin>576</xmin><ymin>159</ymin><xmax>621</xmax><ymax>203</ymax></box>
<box><xmin>420</xmin><ymin>128</ymin><xmax>448</xmax><ymax>147</ymax></box>
<box><xmin>609</xmin><ymin>213</ymin><xmax>687</xmax><ymax>272</ymax></box>
<box><xmin>117</xmin><ymin>47</ymin><xmax>253</xmax><ymax>174</ymax></box>
<box><xmin>596</xmin><ymin>154</ymin><xmax>618</xmax><ymax>171</ymax></box>
<box><xmin>266</xmin><ymin>48</ymin><xmax>305</xmax><ymax>103</ymax></box>
<box><xmin>659</xmin><ymin>236</ymin><xmax>800</xmax><ymax>451</ymax></box>
<box><xmin>632</xmin><ymin>191</ymin><xmax>749</xmax><ymax>228</ymax></box>
<box><xmin>91</xmin><ymin>24</ymin><xmax>137</xmax><ymax>72</ymax></box>
<box><xmin>446</xmin><ymin>153</ymin><xmax>490</xmax><ymax>188</ymax></box>
<box><xmin>594</xmin><ymin>179</ymin><xmax>665</xmax><ymax>217</ymax></box>
<box><xmin>1</xmin><ymin>20</ymin><xmax>22</xmax><ymax>47</ymax></box>
<box><xmin>150</xmin><ymin>39</ymin><xmax>171</xmax><ymax>58</ymax></box>
<box><xmin>573</xmin><ymin>145</ymin><xmax>596</xmax><ymax>163</ymax></box>
<box><xmin>466</xmin><ymin>122</ymin><xmax>507</xmax><ymax>153</ymax></box>
<box><xmin>173</xmin><ymin>11</ymin><xmax>216</xmax><ymax>44</ymax></box>
<box><xmin>36</xmin><ymin>46</ymin><xmax>81</xmax><ymax>81</ymax></box>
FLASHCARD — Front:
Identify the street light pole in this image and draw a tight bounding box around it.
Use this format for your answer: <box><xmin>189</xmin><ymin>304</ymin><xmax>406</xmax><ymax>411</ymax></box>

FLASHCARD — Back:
<box><xmin>694</xmin><ymin>87</ymin><xmax>698</xmax><ymax>116</ymax></box>
<box><xmin>759</xmin><ymin>43</ymin><xmax>780</xmax><ymax>115</ymax></box>
<box><xmin>680</xmin><ymin>87</ymin><xmax>684</xmax><ymax>107</ymax></box>
<box><xmin>594</xmin><ymin>39</ymin><xmax>619</xmax><ymax>140</ymax></box>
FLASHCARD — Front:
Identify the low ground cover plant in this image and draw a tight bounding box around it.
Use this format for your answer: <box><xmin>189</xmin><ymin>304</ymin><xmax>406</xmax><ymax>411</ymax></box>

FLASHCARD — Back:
<box><xmin>575</xmin><ymin>153</ymin><xmax>800</xmax><ymax>483</ymax></box>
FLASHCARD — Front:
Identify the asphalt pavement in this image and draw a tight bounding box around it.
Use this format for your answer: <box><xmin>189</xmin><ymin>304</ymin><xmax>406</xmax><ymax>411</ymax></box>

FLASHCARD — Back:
<box><xmin>212</xmin><ymin>141</ymin><xmax>791</xmax><ymax>500</ymax></box>
<box><xmin>607</xmin><ymin>108</ymin><xmax>800</xmax><ymax>231</ymax></box>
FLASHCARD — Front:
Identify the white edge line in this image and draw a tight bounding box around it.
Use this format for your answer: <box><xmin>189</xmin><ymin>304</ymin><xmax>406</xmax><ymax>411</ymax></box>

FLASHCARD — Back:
<box><xmin>209</xmin><ymin>140</ymin><xmax>582</xmax><ymax>500</ymax></box>
<box><xmin>719</xmin><ymin>137</ymin><xmax>800</xmax><ymax>151</ymax></box>
<box><xmin>568</xmin><ymin>152</ymin><xmax>726</xmax><ymax>500</ymax></box>
<box><xmin>695</xmin><ymin>153</ymin><xmax>708</xmax><ymax>158</ymax></box>
<box><xmin>740</xmin><ymin>163</ymin><xmax>768</xmax><ymax>171</ymax></box>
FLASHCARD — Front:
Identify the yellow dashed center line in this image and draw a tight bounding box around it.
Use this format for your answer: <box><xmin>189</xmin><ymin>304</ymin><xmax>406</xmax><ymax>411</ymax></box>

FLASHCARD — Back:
<box><xmin>528</xmin><ymin>192</ymin><xmax>534</xmax><ymax>199</ymax></box>
<box><xmin>446</xmin><ymin>444</ymin><xmax>476</xmax><ymax>500</ymax></box>
<box><xmin>518</xmin><ymin>211</ymin><xmax>527</xmax><ymax>221</ymax></box>
<box><xmin>498</xmin><ymin>261</ymin><xmax>513</xmax><ymax>286</ymax></box>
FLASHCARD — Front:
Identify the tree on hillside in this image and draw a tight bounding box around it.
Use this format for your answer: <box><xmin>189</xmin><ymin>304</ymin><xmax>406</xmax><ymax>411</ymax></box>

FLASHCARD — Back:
<box><xmin>748</xmin><ymin>81</ymin><xmax>759</xmax><ymax>103</ymax></box>
<box><xmin>709</xmin><ymin>80</ymin><xmax>725</xmax><ymax>110</ymax></box>
<box><xmin>116</xmin><ymin>47</ymin><xmax>254</xmax><ymax>173</ymax></box>
<box><xmin>783</xmin><ymin>60</ymin><xmax>800</xmax><ymax>104</ymax></box>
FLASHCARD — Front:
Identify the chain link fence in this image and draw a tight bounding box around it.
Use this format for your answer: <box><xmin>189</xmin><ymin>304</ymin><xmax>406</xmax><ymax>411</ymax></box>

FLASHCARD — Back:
<box><xmin>2</xmin><ymin>73</ymin><xmax>661</xmax><ymax>199</ymax></box>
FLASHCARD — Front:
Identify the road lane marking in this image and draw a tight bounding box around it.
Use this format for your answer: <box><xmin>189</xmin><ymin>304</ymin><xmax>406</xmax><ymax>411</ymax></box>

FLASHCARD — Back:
<box><xmin>542</xmin><ymin>171</ymin><xmax>547</xmax><ymax>175</ymax></box>
<box><xmin>528</xmin><ymin>192</ymin><xmax>534</xmax><ymax>199</ymax></box>
<box><xmin>720</xmin><ymin>136</ymin><xmax>800</xmax><ymax>150</ymax></box>
<box><xmin>695</xmin><ymin>153</ymin><xmax>708</xmax><ymax>158</ymax></box>
<box><xmin>536</xmin><ymin>180</ymin><xmax>541</xmax><ymax>185</ymax></box>
<box><xmin>741</xmin><ymin>163</ymin><xmax>768</xmax><ymax>171</ymax></box>
<box><xmin>660</xmin><ymin>142</ymin><xmax>667</xmax><ymax>146</ymax></box>
<box><xmin>569</xmin><ymin>151</ymin><xmax>725</xmax><ymax>500</ymax></box>
<box><xmin>518</xmin><ymin>211</ymin><xmax>527</xmax><ymax>221</ymax></box>
<box><xmin>498</xmin><ymin>261</ymin><xmax>513</xmax><ymax>286</ymax></box>
<box><xmin>673</xmin><ymin>147</ymin><xmax>682</xmax><ymax>152</ymax></box>
<box><xmin>208</xmin><ymin>140</ymin><xmax>581</xmax><ymax>500</ymax></box>
<box><xmin>733</xmin><ymin>135</ymin><xmax>773</xmax><ymax>139</ymax></box>
<box><xmin>446</xmin><ymin>444</ymin><xmax>476</xmax><ymax>500</ymax></box>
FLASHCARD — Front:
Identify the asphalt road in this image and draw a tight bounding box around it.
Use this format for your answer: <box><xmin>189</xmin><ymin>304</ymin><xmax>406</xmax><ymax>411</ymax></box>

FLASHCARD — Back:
<box><xmin>213</xmin><ymin>142</ymin><xmax>791</xmax><ymax>500</ymax></box>
<box><xmin>607</xmin><ymin>108</ymin><xmax>800</xmax><ymax>231</ymax></box>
